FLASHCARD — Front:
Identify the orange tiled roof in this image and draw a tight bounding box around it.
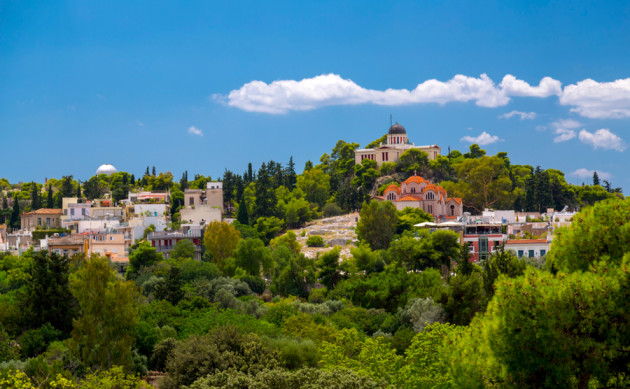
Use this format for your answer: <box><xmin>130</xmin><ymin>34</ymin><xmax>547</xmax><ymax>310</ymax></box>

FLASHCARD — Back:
<box><xmin>506</xmin><ymin>239</ymin><xmax>548</xmax><ymax>244</ymax></box>
<box><xmin>20</xmin><ymin>208</ymin><xmax>63</xmax><ymax>216</ymax></box>
<box><xmin>383</xmin><ymin>184</ymin><xmax>401</xmax><ymax>195</ymax></box>
<box><xmin>447</xmin><ymin>197</ymin><xmax>462</xmax><ymax>204</ymax></box>
<box><xmin>422</xmin><ymin>184</ymin><xmax>438</xmax><ymax>193</ymax></box>
<box><xmin>437</xmin><ymin>186</ymin><xmax>447</xmax><ymax>195</ymax></box>
<box><xmin>445</xmin><ymin>215</ymin><xmax>457</xmax><ymax>220</ymax></box>
<box><xmin>403</xmin><ymin>175</ymin><xmax>428</xmax><ymax>185</ymax></box>
<box><xmin>397</xmin><ymin>195</ymin><xmax>422</xmax><ymax>201</ymax></box>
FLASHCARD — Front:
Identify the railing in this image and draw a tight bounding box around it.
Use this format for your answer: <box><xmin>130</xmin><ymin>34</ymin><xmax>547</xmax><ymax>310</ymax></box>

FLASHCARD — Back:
<box><xmin>147</xmin><ymin>230</ymin><xmax>202</xmax><ymax>240</ymax></box>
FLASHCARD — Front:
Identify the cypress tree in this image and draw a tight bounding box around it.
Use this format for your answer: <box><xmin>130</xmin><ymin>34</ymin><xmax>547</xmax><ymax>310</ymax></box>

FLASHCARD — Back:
<box><xmin>593</xmin><ymin>172</ymin><xmax>600</xmax><ymax>186</ymax></box>
<box><xmin>254</xmin><ymin>162</ymin><xmax>276</xmax><ymax>219</ymax></box>
<box><xmin>10</xmin><ymin>194</ymin><xmax>20</xmax><ymax>231</ymax></box>
<box><xmin>30</xmin><ymin>182</ymin><xmax>41</xmax><ymax>211</ymax></box>
<box><xmin>152</xmin><ymin>166</ymin><xmax>156</xmax><ymax>176</ymax></box>
<box><xmin>180</xmin><ymin>171</ymin><xmax>188</xmax><ymax>190</ymax></box>
<box><xmin>130</xmin><ymin>174</ymin><xmax>135</xmax><ymax>185</ymax></box>
<box><xmin>145</xmin><ymin>166</ymin><xmax>150</xmax><ymax>176</ymax></box>
<box><xmin>47</xmin><ymin>184</ymin><xmax>53</xmax><ymax>208</ymax></box>
<box><xmin>237</xmin><ymin>197</ymin><xmax>250</xmax><ymax>225</ymax></box>
<box><xmin>76</xmin><ymin>182</ymin><xmax>82</xmax><ymax>199</ymax></box>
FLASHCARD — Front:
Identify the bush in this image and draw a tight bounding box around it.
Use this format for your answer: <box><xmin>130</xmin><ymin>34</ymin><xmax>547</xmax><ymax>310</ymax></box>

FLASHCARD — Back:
<box><xmin>306</xmin><ymin>235</ymin><xmax>325</xmax><ymax>247</ymax></box>
<box><xmin>18</xmin><ymin>323</ymin><xmax>62</xmax><ymax>358</ymax></box>
<box><xmin>322</xmin><ymin>203</ymin><xmax>343</xmax><ymax>217</ymax></box>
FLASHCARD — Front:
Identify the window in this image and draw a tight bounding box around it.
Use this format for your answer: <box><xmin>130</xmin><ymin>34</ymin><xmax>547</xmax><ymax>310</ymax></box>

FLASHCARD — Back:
<box><xmin>426</xmin><ymin>192</ymin><xmax>434</xmax><ymax>200</ymax></box>
<box><xmin>529</xmin><ymin>250</ymin><xmax>535</xmax><ymax>258</ymax></box>
<box><xmin>46</xmin><ymin>218</ymin><xmax>51</xmax><ymax>226</ymax></box>
<box><xmin>189</xmin><ymin>197</ymin><xmax>194</xmax><ymax>206</ymax></box>
<box><xmin>38</xmin><ymin>217</ymin><xmax>42</xmax><ymax>226</ymax></box>
<box><xmin>411</xmin><ymin>187</ymin><xmax>416</xmax><ymax>193</ymax></box>
<box><xmin>82</xmin><ymin>208</ymin><xmax>86</xmax><ymax>216</ymax></box>
<box><xmin>540</xmin><ymin>249</ymin><xmax>546</xmax><ymax>256</ymax></box>
<box><xmin>428</xmin><ymin>205</ymin><xmax>433</xmax><ymax>214</ymax></box>
<box><xmin>71</xmin><ymin>208</ymin><xmax>75</xmax><ymax>216</ymax></box>
<box><xmin>450</xmin><ymin>205</ymin><xmax>455</xmax><ymax>216</ymax></box>
<box><xmin>517</xmin><ymin>250</ymin><xmax>524</xmax><ymax>258</ymax></box>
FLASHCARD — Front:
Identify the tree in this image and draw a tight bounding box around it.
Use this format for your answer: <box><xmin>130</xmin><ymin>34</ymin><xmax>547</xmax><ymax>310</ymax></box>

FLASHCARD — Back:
<box><xmin>9</xmin><ymin>193</ymin><xmax>20</xmax><ymax>230</ymax></box>
<box><xmin>76</xmin><ymin>181</ymin><xmax>82</xmax><ymax>199</ymax></box>
<box><xmin>59</xmin><ymin>175</ymin><xmax>75</xmax><ymax>198</ymax></box>
<box><xmin>162</xmin><ymin>326</ymin><xmax>281</xmax><ymax>389</ymax></box>
<box><xmin>25</xmin><ymin>251</ymin><xmax>77</xmax><ymax>334</ymax></box>
<box><xmin>152</xmin><ymin>166</ymin><xmax>156</xmax><ymax>176</ymax></box>
<box><xmin>442</xmin><ymin>156</ymin><xmax>514</xmax><ymax>212</ymax></box>
<box><xmin>548</xmin><ymin>197</ymin><xmax>630</xmax><ymax>273</ymax></box>
<box><xmin>316</xmin><ymin>247</ymin><xmax>341</xmax><ymax>289</ymax></box>
<box><xmin>285</xmin><ymin>156</ymin><xmax>297</xmax><ymax>190</ymax></box>
<box><xmin>355</xmin><ymin>201</ymin><xmax>398</xmax><ymax>250</ymax></box>
<box><xmin>154</xmin><ymin>266</ymin><xmax>185</xmax><ymax>305</ymax></box>
<box><xmin>236</xmin><ymin>197</ymin><xmax>250</xmax><ymax>225</ymax></box>
<box><xmin>126</xmin><ymin>241</ymin><xmax>164</xmax><ymax>279</ymax></box>
<box><xmin>70</xmin><ymin>256</ymin><xmax>139</xmax><ymax>370</ymax></box>
<box><xmin>464</xmin><ymin>144</ymin><xmax>486</xmax><ymax>159</ymax></box>
<box><xmin>170</xmin><ymin>239</ymin><xmax>196</xmax><ymax>259</ymax></box>
<box><xmin>253</xmin><ymin>162</ymin><xmax>276</xmax><ymax>219</ymax></box>
<box><xmin>203</xmin><ymin>221</ymin><xmax>241</xmax><ymax>269</ymax></box>
<box><xmin>481</xmin><ymin>245</ymin><xmax>526</xmax><ymax>297</ymax></box>
<box><xmin>30</xmin><ymin>182</ymin><xmax>41</xmax><ymax>211</ymax></box>
<box><xmin>593</xmin><ymin>171</ymin><xmax>600</xmax><ymax>186</ymax></box>
<box><xmin>396</xmin><ymin>207</ymin><xmax>432</xmax><ymax>234</ymax></box>
<box><xmin>180</xmin><ymin>170</ymin><xmax>189</xmax><ymax>190</ymax></box>
<box><xmin>397</xmin><ymin>149</ymin><xmax>429</xmax><ymax>175</ymax></box>
<box><xmin>233</xmin><ymin>238</ymin><xmax>271</xmax><ymax>276</ymax></box>
<box><xmin>83</xmin><ymin>175</ymin><xmax>107</xmax><ymax>200</ymax></box>
<box><xmin>46</xmin><ymin>184</ymin><xmax>53</xmax><ymax>208</ymax></box>
<box><xmin>254</xmin><ymin>216</ymin><xmax>284</xmax><ymax>244</ymax></box>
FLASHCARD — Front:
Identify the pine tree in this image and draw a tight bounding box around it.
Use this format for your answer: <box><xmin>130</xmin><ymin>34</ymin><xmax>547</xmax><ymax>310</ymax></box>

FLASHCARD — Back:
<box><xmin>593</xmin><ymin>171</ymin><xmax>600</xmax><ymax>186</ymax></box>
<box><xmin>285</xmin><ymin>156</ymin><xmax>297</xmax><ymax>190</ymax></box>
<box><xmin>30</xmin><ymin>182</ymin><xmax>41</xmax><ymax>211</ymax></box>
<box><xmin>47</xmin><ymin>184</ymin><xmax>53</xmax><ymax>208</ymax></box>
<box><xmin>254</xmin><ymin>162</ymin><xmax>276</xmax><ymax>219</ymax></box>
<box><xmin>304</xmin><ymin>160</ymin><xmax>313</xmax><ymax>172</ymax></box>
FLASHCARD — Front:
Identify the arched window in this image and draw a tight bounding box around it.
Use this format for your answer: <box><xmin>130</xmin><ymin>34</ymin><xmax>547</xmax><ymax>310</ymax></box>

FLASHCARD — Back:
<box><xmin>450</xmin><ymin>204</ymin><xmax>455</xmax><ymax>216</ymax></box>
<box><xmin>426</xmin><ymin>192</ymin><xmax>434</xmax><ymax>200</ymax></box>
<box><xmin>387</xmin><ymin>192</ymin><xmax>396</xmax><ymax>200</ymax></box>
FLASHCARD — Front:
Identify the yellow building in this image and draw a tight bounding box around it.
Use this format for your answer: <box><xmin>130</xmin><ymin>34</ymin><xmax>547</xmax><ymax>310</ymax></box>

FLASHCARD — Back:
<box><xmin>354</xmin><ymin>123</ymin><xmax>441</xmax><ymax>167</ymax></box>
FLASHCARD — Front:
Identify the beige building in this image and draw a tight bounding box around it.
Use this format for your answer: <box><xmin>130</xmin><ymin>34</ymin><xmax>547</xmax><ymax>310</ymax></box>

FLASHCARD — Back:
<box><xmin>354</xmin><ymin>123</ymin><xmax>441</xmax><ymax>167</ymax></box>
<box><xmin>377</xmin><ymin>175</ymin><xmax>463</xmax><ymax>220</ymax></box>
<box><xmin>48</xmin><ymin>235</ymin><xmax>87</xmax><ymax>257</ymax></box>
<box><xmin>20</xmin><ymin>209</ymin><xmax>63</xmax><ymax>230</ymax></box>
<box><xmin>88</xmin><ymin>232</ymin><xmax>130</xmax><ymax>262</ymax></box>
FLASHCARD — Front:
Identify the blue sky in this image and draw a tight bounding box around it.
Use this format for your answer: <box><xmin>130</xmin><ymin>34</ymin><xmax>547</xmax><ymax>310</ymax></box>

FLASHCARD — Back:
<box><xmin>1</xmin><ymin>1</ymin><xmax>629</xmax><ymax>191</ymax></box>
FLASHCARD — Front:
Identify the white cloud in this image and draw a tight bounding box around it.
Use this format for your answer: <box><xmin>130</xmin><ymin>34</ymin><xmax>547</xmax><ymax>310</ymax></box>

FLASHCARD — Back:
<box><xmin>219</xmin><ymin>73</ymin><xmax>630</xmax><ymax>118</ymax></box>
<box><xmin>560</xmin><ymin>78</ymin><xmax>630</xmax><ymax>118</ymax></box>
<box><xmin>219</xmin><ymin>73</ymin><xmax>564</xmax><ymax>114</ymax></box>
<box><xmin>136</xmin><ymin>120</ymin><xmax>144</xmax><ymax>127</ymax></box>
<box><xmin>500</xmin><ymin>75</ymin><xmax>562</xmax><ymax>97</ymax></box>
<box><xmin>550</xmin><ymin>118</ymin><xmax>581</xmax><ymax>129</ymax></box>
<box><xmin>553</xmin><ymin>128</ymin><xmax>576</xmax><ymax>143</ymax></box>
<box><xmin>578</xmin><ymin>128</ymin><xmax>626</xmax><ymax>151</ymax></box>
<box><xmin>571</xmin><ymin>168</ymin><xmax>612</xmax><ymax>180</ymax></box>
<box><xmin>460</xmin><ymin>131</ymin><xmax>501</xmax><ymax>145</ymax></box>
<box><xmin>188</xmin><ymin>126</ymin><xmax>203</xmax><ymax>136</ymax></box>
<box><xmin>499</xmin><ymin>110</ymin><xmax>537</xmax><ymax>120</ymax></box>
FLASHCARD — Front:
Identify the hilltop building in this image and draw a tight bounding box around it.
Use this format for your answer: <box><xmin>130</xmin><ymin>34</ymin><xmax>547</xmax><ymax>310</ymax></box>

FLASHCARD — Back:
<box><xmin>377</xmin><ymin>175</ymin><xmax>463</xmax><ymax>219</ymax></box>
<box><xmin>354</xmin><ymin>123</ymin><xmax>441</xmax><ymax>167</ymax></box>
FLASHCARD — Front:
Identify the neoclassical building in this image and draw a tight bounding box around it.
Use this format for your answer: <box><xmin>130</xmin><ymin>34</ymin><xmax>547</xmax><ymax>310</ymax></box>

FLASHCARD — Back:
<box><xmin>354</xmin><ymin>123</ymin><xmax>441</xmax><ymax>167</ymax></box>
<box><xmin>377</xmin><ymin>175</ymin><xmax>463</xmax><ymax>219</ymax></box>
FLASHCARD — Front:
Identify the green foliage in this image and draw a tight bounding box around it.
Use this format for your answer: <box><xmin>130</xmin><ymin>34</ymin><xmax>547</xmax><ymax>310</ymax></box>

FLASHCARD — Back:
<box><xmin>234</xmin><ymin>238</ymin><xmax>271</xmax><ymax>276</ymax></box>
<box><xmin>18</xmin><ymin>323</ymin><xmax>62</xmax><ymax>358</ymax></box>
<box><xmin>316</xmin><ymin>247</ymin><xmax>341</xmax><ymax>290</ymax></box>
<box><xmin>162</xmin><ymin>326</ymin><xmax>281</xmax><ymax>388</ymax></box>
<box><xmin>355</xmin><ymin>201</ymin><xmax>398</xmax><ymax>250</ymax></box>
<box><xmin>398</xmin><ymin>297</ymin><xmax>445</xmax><ymax>332</ymax></box>
<box><xmin>203</xmin><ymin>221</ymin><xmax>241</xmax><ymax>270</ymax></box>
<box><xmin>305</xmin><ymin>235</ymin><xmax>325</xmax><ymax>247</ymax></box>
<box><xmin>297</xmin><ymin>168</ymin><xmax>331</xmax><ymax>209</ymax></box>
<box><xmin>126</xmin><ymin>241</ymin><xmax>164</xmax><ymax>279</ymax></box>
<box><xmin>170</xmin><ymin>239</ymin><xmax>196</xmax><ymax>260</ymax></box>
<box><xmin>322</xmin><ymin>202</ymin><xmax>343</xmax><ymax>217</ymax></box>
<box><xmin>482</xmin><ymin>245</ymin><xmax>526</xmax><ymax>297</ymax></box>
<box><xmin>548</xmin><ymin>197</ymin><xmax>630</xmax><ymax>272</ymax></box>
<box><xmin>187</xmin><ymin>367</ymin><xmax>383</xmax><ymax>389</ymax></box>
<box><xmin>439</xmin><ymin>271</ymin><xmax>486</xmax><ymax>326</ymax></box>
<box><xmin>254</xmin><ymin>216</ymin><xmax>285</xmax><ymax>244</ymax></box>
<box><xmin>395</xmin><ymin>207</ymin><xmax>432</xmax><ymax>234</ymax></box>
<box><xmin>69</xmin><ymin>256</ymin><xmax>139</xmax><ymax>370</ymax></box>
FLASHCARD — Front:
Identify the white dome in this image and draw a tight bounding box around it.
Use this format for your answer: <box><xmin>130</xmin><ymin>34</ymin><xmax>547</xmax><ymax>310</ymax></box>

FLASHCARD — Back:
<box><xmin>96</xmin><ymin>164</ymin><xmax>118</xmax><ymax>175</ymax></box>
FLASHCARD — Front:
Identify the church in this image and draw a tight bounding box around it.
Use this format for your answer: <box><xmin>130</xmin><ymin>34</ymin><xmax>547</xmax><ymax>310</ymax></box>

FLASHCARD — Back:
<box><xmin>354</xmin><ymin>123</ymin><xmax>441</xmax><ymax>167</ymax></box>
<box><xmin>376</xmin><ymin>175</ymin><xmax>463</xmax><ymax>220</ymax></box>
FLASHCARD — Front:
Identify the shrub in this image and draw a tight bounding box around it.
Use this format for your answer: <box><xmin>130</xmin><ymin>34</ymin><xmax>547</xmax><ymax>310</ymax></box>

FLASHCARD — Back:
<box><xmin>306</xmin><ymin>235</ymin><xmax>325</xmax><ymax>247</ymax></box>
<box><xmin>323</xmin><ymin>203</ymin><xmax>343</xmax><ymax>217</ymax></box>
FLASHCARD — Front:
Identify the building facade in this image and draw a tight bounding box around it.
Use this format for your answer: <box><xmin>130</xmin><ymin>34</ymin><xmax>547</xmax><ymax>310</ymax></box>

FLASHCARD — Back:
<box><xmin>378</xmin><ymin>175</ymin><xmax>463</xmax><ymax>220</ymax></box>
<box><xmin>354</xmin><ymin>123</ymin><xmax>441</xmax><ymax>167</ymax></box>
<box><xmin>20</xmin><ymin>209</ymin><xmax>63</xmax><ymax>230</ymax></box>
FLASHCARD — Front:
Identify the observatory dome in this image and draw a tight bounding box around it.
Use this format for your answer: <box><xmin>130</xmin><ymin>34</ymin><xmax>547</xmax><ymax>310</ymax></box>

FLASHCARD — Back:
<box><xmin>96</xmin><ymin>164</ymin><xmax>118</xmax><ymax>175</ymax></box>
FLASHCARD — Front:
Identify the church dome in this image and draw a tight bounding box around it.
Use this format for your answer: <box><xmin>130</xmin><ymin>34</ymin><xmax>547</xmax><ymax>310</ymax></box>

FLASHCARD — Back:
<box><xmin>96</xmin><ymin>164</ymin><xmax>117</xmax><ymax>175</ymax></box>
<box><xmin>388</xmin><ymin>123</ymin><xmax>406</xmax><ymax>135</ymax></box>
